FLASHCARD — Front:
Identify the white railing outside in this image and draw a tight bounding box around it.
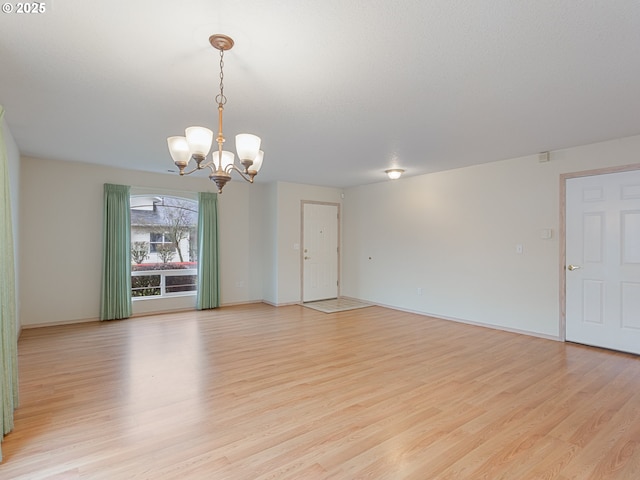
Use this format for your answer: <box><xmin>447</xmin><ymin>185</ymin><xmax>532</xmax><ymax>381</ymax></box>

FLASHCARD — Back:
<box><xmin>131</xmin><ymin>268</ymin><xmax>197</xmax><ymax>298</ymax></box>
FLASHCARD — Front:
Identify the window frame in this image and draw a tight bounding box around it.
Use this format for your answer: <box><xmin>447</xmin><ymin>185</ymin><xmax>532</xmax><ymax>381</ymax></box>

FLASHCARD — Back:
<box><xmin>130</xmin><ymin>191</ymin><xmax>199</xmax><ymax>300</ymax></box>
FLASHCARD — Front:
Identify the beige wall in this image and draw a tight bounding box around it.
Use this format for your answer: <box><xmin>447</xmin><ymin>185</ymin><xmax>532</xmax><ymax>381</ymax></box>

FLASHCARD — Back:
<box><xmin>342</xmin><ymin>134</ymin><xmax>640</xmax><ymax>338</ymax></box>
<box><xmin>19</xmin><ymin>158</ymin><xmax>263</xmax><ymax>326</ymax></box>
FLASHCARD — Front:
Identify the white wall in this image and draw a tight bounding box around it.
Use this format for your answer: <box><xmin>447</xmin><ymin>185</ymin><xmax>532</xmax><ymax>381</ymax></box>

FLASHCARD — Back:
<box><xmin>1</xmin><ymin>116</ymin><xmax>20</xmax><ymax>330</ymax></box>
<box><xmin>19</xmin><ymin>157</ymin><xmax>263</xmax><ymax>326</ymax></box>
<box><xmin>217</xmin><ymin>180</ymin><xmax>266</xmax><ymax>304</ymax></box>
<box><xmin>342</xmin><ymin>134</ymin><xmax>640</xmax><ymax>338</ymax></box>
<box><xmin>260</xmin><ymin>183</ymin><xmax>279</xmax><ymax>305</ymax></box>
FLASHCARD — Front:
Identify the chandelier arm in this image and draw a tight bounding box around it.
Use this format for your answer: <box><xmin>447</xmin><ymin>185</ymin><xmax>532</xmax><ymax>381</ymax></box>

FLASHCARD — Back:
<box><xmin>203</xmin><ymin>162</ymin><xmax>218</xmax><ymax>175</ymax></box>
<box><xmin>180</xmin><ymin>163</ymin><xmax>211</xmax><ymax>176</ymax></box>
<box><xmin>226</xmin><ymin>164</ymin><xmax>257</xmax><ymax>183</ymax></box>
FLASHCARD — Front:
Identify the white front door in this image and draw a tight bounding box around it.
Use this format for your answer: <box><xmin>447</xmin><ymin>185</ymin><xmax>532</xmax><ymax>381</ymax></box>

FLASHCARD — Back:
<box><xmin>302</xmin><ymin>203</ymin><xmax>339</xmax><ymax>302</ymax></box>
<box><xmin>566</xmin><ymin>169</ymin><xmax>640</xmax><ymax>354</ymax></box>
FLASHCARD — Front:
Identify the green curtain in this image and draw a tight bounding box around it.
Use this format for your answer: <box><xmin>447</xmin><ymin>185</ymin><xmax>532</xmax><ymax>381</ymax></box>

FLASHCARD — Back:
<box><xmin>0</xmin><ymin>107</ymin><xmax>19</xmax><ymax>462</ymax></box>
<box><xmin>196</xmin><ymin>192</ymin><xmax>220</xmax><ymax>310</ymax></box>
<box><xmin>100</xmin><ymin>184</ymin><xmax>132</xmax><ymax>320</ymax></box>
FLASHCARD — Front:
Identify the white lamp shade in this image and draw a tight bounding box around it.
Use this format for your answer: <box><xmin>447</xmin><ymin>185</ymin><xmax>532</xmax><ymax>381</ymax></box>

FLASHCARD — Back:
<box><xmin>250</xmin><ymin>150</ymin><xmax>264</xmax><ymax>172</ymax></box>
<box><xmin>167</xmin><ymin>136</ymin><xmax>191</xmax><ymax>166</ymax></box>
<box><xmin>215</xmin><ymin>150</ymin><xmax>235</xmax><ymax>170</ymax></box>
<box><xmin>235</xmin><ymin>133</ymin><xmax>261</xmax><ymax>161</ymax></box>
<box><xmin>185</xmin><ymin>127</ymin><xmax>214</xmax><ymax>157</ymax></box>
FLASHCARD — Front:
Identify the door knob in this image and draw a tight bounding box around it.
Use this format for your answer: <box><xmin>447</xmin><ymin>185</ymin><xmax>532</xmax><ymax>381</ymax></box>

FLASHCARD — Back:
<box><xmin>567</xmin><ymin>264</ymin><xmax>581</xmax><ymax>271</ymax></box>
<box><xmin>304</xmin><ymin>256</ymin><xmax>310</xmax><ymax>260</ymax></box>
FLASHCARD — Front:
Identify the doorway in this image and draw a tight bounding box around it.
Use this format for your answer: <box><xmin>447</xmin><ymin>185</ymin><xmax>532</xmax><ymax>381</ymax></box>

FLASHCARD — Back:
<box><xmin>301</xmin><ymin>202</ymin><xmax>339</xmax><ymax>303</ymax></box>
<box><xmin>563</xmin><ymin>166</ymin><xmax>640</xmax><ymax>354</ymax></box>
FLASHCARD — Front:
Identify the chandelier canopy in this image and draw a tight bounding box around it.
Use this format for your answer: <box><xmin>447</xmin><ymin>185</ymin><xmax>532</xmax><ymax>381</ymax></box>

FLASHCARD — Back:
<box><xmin>167</xmin><ymin>34</ymin><xmax>264</xmax><ymax>193</ymax></box>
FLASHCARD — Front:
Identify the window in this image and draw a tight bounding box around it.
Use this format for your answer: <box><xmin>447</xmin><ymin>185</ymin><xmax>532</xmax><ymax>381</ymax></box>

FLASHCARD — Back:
<box><xmin>130</xmin><ymin>195</ymin><xmax>198</xmax><ymax>298</ymax></box>
<box><xmin>149</xmin><ymin>232</ymin><xmax>174</xmax><ymax>253</ymax></box>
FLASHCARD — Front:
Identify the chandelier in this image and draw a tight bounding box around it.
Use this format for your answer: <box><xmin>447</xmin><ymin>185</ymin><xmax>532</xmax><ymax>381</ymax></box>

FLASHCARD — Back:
<box><xmin>167</xmin><ymin>34</ymin><xmax>264</xmax><ymax>193</ymax></box>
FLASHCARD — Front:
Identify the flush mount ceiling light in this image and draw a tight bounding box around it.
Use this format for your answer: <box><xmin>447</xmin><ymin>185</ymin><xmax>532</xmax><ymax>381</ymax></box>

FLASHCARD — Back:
<box><xmin>167</xmin><ymin>34</ymin><xmax>264</xmax><ymax>193</ymax></box>
<box><xmin>385</xmin><ymin>168</ymin><xmax>405</xmax><ymax>180</ymax></box>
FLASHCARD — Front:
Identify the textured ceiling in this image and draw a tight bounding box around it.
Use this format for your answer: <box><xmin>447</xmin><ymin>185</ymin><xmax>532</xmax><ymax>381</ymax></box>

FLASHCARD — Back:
<box><xmin>1</xmin><ymin>0</ymin><xmax>640</xmax><ymax>188</ymax></box>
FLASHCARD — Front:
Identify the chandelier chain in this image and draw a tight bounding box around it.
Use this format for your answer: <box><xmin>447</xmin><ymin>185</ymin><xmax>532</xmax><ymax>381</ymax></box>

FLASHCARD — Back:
<box><xmin>216</xmin><ymin>48</ymin><xmax>227</xmax><ymax>106</ymax></box>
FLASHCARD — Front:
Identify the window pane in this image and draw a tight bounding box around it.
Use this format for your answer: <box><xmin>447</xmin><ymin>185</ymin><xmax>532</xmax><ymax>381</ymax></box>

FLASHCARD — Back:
<box><xmin>165</xmin><ymin>275</ymin><xmax>197</xmax><ymax>293</ymax></box>
<box><xmin>131</xmin><ymin>275</ymin><xmax>161</xmax><ymax>297</ymax></box>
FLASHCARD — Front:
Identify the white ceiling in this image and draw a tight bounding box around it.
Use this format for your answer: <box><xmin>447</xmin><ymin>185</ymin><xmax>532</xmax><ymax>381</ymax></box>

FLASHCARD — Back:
<box><xmin>1</xmin><ymin>0</ymin><xmax>640</xmax><ymax>188</ymax></box>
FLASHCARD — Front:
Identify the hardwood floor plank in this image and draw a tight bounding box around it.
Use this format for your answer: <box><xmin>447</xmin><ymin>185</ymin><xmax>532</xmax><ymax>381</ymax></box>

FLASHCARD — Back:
<box><xmin>1</xmin><ymin>304</ymin><xmax>639</xmax><ymax>479</ymax></box>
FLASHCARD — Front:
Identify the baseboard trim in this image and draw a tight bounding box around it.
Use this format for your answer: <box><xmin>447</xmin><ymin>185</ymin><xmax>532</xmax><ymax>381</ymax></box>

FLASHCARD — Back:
<box><xmin>262</xmin><ymin>299</ymin><xmax>300</xmax><ymax>307</ymax></box>
<box><xmin>21</xmin><ymin>317</ymin><xmax>101</xmax><ymax>329</ymax></box>
<box><xmin>221</xmin><ymin>300</ymin><xmax>266</xmax><ymax>307</ymax></box>
<box><xmin>20</xmin><ymin>301</ymin><xmax>268</xmax><ymax>329</ymax></box>
<box><xmin>355</xmin><ymin>300</ymin><xmax>561</xmax><ymax>342</ymax></box>
<box><xmin>19</xmin><ymin>299</ymin><xmax>561</xmax><ymax>342</ymax></box>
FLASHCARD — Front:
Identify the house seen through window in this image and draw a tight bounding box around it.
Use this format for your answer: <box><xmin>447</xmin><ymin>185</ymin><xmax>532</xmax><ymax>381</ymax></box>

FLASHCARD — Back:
<box><xmin>130</xmin><ymin>195</ymin><xmax>198</xmax><ymax>298</ymax></box>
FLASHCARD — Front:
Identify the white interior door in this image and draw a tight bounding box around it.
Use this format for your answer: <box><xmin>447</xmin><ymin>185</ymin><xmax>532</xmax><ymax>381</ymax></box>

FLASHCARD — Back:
<box><xmin>302</xmin><ymin>203</ymin><xmax>338</xmax><ymax>302</ymax></box>
<box><xmin>566</xmin><ymin>170</ymin><xmax>640</xmax><ymax>354</ymax></box>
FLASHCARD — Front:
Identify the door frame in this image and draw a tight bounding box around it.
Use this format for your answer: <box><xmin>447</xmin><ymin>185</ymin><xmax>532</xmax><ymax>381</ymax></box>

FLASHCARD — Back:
<box><xmin>559</xmin><ymin>163</ymin><xmax>640</xmax><ymax>341</ymax></box>
<box><xmin>300</xmin><ymin>201</ymin><xmax>341</xmax><ymax>303</ymax></box>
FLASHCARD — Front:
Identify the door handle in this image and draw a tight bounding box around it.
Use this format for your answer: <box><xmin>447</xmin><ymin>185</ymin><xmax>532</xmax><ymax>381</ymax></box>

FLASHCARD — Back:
<box><xmin>567</xmin><ymin>264</ymin><xmax>581</xmax><ymax>271</ymax></box>
<box><xmin>304</xmin><ymin>256</ymin><xmax>310</xmax><ymax>260</ymax></box>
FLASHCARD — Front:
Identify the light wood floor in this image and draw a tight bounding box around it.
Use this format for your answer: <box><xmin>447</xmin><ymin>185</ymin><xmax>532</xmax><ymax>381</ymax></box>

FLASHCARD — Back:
<box><xmin>1</xmin><ymin>304</ymin><xmax>639</xmax><ymax>479</ymax></box>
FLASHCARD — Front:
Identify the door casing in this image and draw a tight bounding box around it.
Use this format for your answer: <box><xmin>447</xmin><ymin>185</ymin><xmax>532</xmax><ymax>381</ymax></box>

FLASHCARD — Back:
<box><xmin>559</xmin><ymin>163</ymin><xmax>640</xmax><ymax>342</ymax></box>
